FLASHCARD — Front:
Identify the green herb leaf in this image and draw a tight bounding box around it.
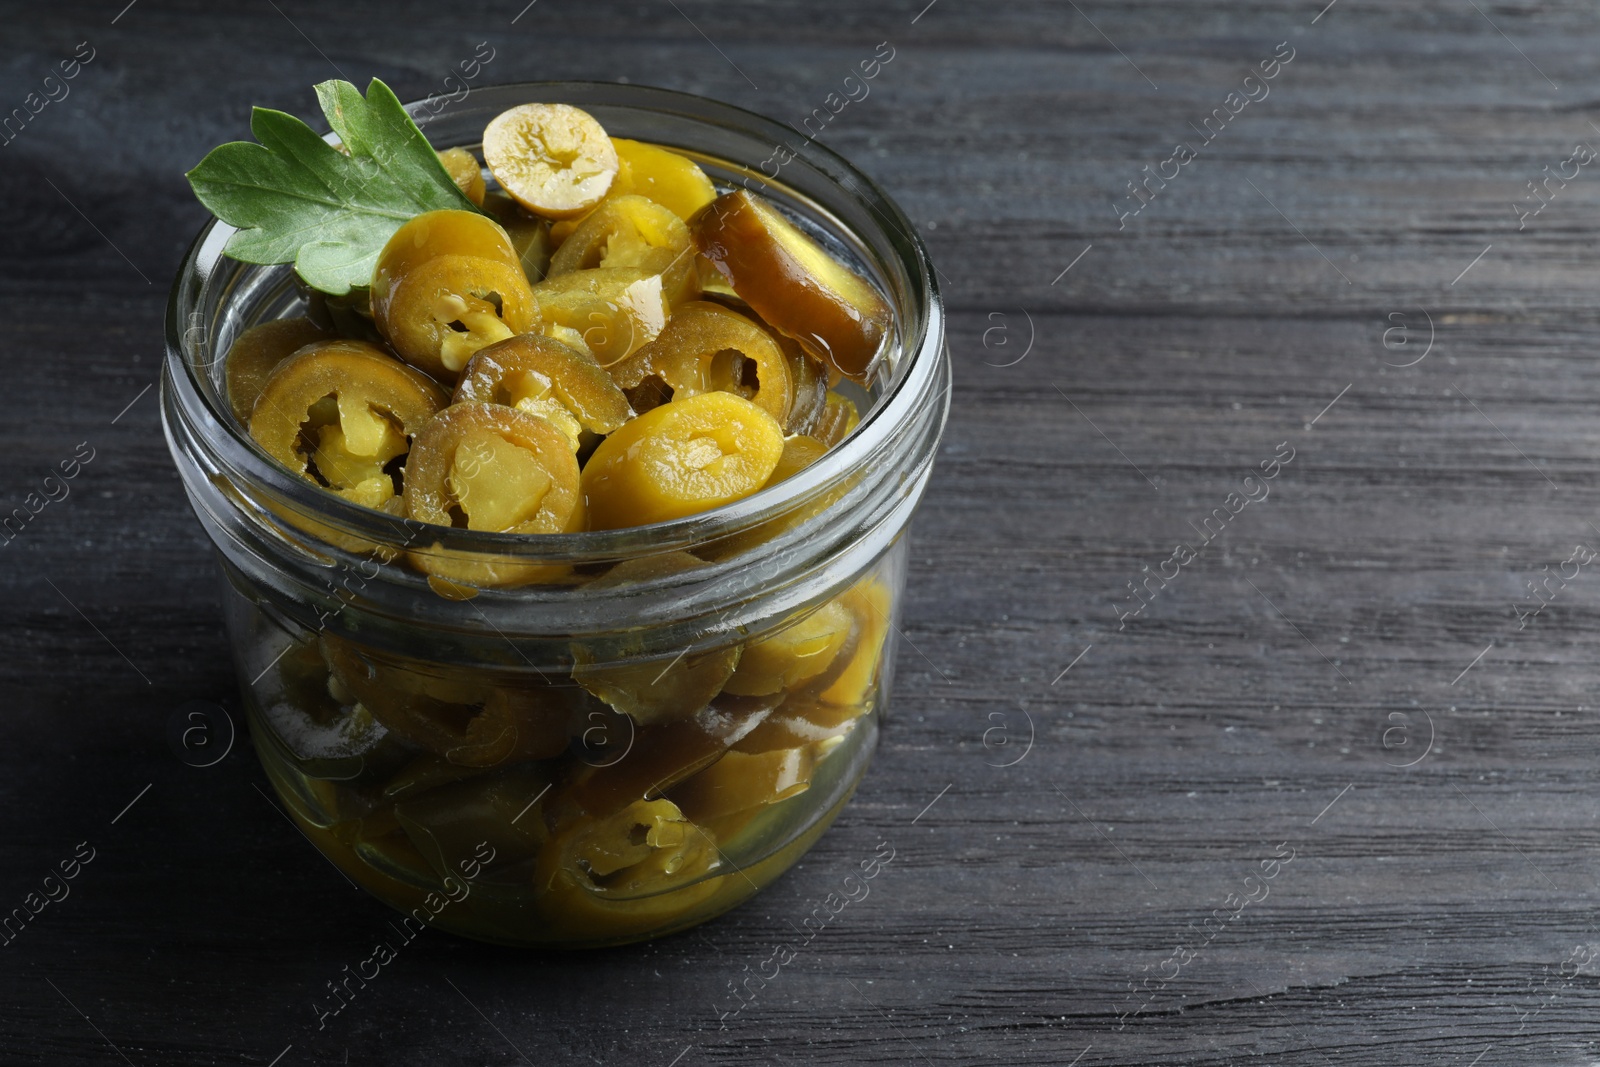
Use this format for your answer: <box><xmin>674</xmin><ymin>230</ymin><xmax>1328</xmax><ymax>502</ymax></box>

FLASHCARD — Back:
<box><xmin>185</xmin><ymin>77</ymin><xmax>478</xmax><ymax>295</ymax></box>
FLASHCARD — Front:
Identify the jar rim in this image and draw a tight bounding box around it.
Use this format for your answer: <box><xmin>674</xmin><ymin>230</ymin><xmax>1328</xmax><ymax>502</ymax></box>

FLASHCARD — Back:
<box><xmin>163</xmin><ymin>80</ymin><xmax>944</xmax><ymax>561</ymax></box>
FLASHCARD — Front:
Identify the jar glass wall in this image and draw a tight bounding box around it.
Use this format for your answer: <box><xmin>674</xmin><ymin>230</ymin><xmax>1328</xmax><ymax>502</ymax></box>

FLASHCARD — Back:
<box><xmin>162</xmin><ymin>83</ymin><xmax>947</xmax><ymax>947</ymax></box>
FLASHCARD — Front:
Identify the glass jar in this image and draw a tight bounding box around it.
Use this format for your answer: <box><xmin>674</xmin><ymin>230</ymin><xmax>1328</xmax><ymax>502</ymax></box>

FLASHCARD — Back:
<box><xmin>161</xmin><ymin>82</ymin><xmax>948</xmax><ymax>947</ymax></box>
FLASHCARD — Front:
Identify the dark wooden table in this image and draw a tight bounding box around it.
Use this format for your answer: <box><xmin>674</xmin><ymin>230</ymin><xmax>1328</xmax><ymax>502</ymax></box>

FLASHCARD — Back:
<box><xmin>7</xmin><ymin>1</ymin><xmax>1600</xmax><ymax>1063</ymax></box>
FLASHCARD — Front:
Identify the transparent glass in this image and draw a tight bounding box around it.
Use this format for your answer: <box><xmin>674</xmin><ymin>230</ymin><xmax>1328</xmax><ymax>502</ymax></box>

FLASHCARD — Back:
<box><xmin>161</xmin><ymin>82</ymin><xmax>948</xmax><ymax>947</ymax></box>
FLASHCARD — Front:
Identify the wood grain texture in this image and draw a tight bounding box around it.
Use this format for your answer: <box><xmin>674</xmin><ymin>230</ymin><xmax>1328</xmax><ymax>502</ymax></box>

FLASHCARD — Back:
<box><xmin>5</xmin><ymin>1</ymin><xmax>1600</xmax><ymax>1063</ymax></box>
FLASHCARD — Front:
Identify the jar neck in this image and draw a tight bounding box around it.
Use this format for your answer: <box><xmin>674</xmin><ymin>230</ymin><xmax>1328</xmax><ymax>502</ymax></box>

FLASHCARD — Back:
<box><xmin>163</xmin><ymin>320</ymin><xmax>946</xmax><ymax>662</ymax></box>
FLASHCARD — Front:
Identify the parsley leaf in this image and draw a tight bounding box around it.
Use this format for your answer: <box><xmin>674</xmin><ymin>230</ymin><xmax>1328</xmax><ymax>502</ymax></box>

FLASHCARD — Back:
<box><xmin>186</xmin><ymin>77</ymin><xmax>479</xmax><ymax>296</ymax></box>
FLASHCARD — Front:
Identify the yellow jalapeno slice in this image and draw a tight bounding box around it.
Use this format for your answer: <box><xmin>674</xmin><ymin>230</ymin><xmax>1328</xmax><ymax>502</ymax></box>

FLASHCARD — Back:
<box><xmin>723</xmin><ymin>598</ymin><xmax>852</xmax><ymax>697</ymax></box>
<box><xmin>371</xmin><ymin>209</ymin><xmax>540</xmax><ymax>381</ymax></box>
<box><xmin>813</xmin><ymin>390</ymin><xmax>861</xmax><ymax>448</ymax></box>
<box><xmin>558</xmin><ymin>704</ymin><xmax>773</xmax><ymax>821</ymax></box>
<box><xmin>569</xmin><ymin>554</ymin><xmax>741</xmax><ymax>726</ymax></box>
<box><xmin>768</xmin><ymin>434</ymin><xmax>829</xmax><ymax>485</ymax></box>
<box><xmin>547</xmin><ymin>195</ymin><xmax>698</xmax><ymax>305</ymax></box>
<box><xmin>403</xmin><ymin>402</ymin><xmax>583</xmax><ymax>535</ymax></box>
<box><xmin>608</xmin><ymin>138</ymin><xmax>717</xmax><ymax>221</ymax></box>
<box><xmin>322</xmin><ymin>634</ymin><xmax>493</xmax><ymax>758</ymax></box>
<box><xmin>816</xmin><ymin>579</ymin><xmax>893</xmax><ymax>711</ymax></box>
<box><xmin>606</xmin><ymin>301</ymin><xmax>793</xmax><ymax>426</ymax></box>
<box><xmin>453</xmin><ymin>333</ymin><xmax>632</xmax><ymax>452</ymax></box>
<box><xmin>436</xmin><ymin>147</ymin><xmax>486</xmax><ymax>206</ymax></box>
<box><xmin>580</xmin><ymin>391</ymin><xmax>785</xmax><ymax>530</ymax></box>
<box><xmin>669</xmin><ymin>746</ymin><xmax>818</xmax><ymax>823</ymax></box>
<box><xmin>548</xmin><ymin>139</ymin><xmax>717</xmax><ymax>243</ymax></box>
<box><xmin>483</xmin><ymin>103</ymin><xmax>618</xmax><ymax>219</ymax></box>
<box><xmin>248</xmin><ymin>339</ymin><xmax>447</xmax><ymax>510</ymax></box>
<box><xmin>224</xmin><ymin>316</ymin><xmax>334</xmax><ymax>424</ymax></box>
<box><xmin>392</xmin><ymin>763</ymin><xmax>553</xmax><ymax>883</ymax></box>
<box><xmin>698</xmin><ymin>432</ymin><xmax>850</xmax><ymax>561</ymax></box>
<box><xmin>530</xmin><ymin>266</ymin><xmax>670</xmax><ymax>366</ymax></box>
<box><xmin>534</xmin><ymin>796</ymin><xmax>721</xmax><ymax>940</ymax></box>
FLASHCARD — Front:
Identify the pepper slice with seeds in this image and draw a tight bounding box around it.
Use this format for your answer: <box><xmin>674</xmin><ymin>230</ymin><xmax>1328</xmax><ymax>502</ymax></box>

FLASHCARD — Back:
<box><xmin>224</xmin><ymin>316</ymin><xmax>334</xmax><ymax>424</ymax></box>
<box><xmin>605</xmin><ymin>301</ymin><xmax>792</xmax><ymax>426</ymax></box>
<box><xmin>483</xmin><ymin>103</ymin><xmax>618</xmax><ymax>219</ymax></box>
<box><xmin>248</xmin><ymin>339</ymin><xmax>447</xmax><ymax>509</ymax></box>
<box><xmin>371</xmin><ymin>209</ymin><xmax>539</xmax><ymax>380</ymax></box>
<box><xmin>453</xmin><ymin>333</ymin><xmax>633</xmax><ymax>453</ymax></box>
<box><xmin>403</xmin><ymin>402</ymin><xmax>583</xmax><ymax>535</ymax></box>
<box><xmin>548</xmin><ymin>195</ymin><xmax>698</xmax><ymax>305</ymax></box>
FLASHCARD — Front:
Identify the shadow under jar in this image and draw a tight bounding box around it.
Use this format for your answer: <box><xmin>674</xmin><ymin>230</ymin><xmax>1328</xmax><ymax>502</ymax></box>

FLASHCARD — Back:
<box><xmin>162</xmin><ymin>82</ymin><xmax>948</xmax><ymax>948</ymax></box>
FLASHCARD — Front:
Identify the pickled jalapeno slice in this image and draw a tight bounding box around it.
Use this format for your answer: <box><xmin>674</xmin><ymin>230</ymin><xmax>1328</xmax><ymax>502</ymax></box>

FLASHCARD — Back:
<box><xmin>453</xmin><ymin>333</ymin><xmax>633</xmax><ymax>452</ymax></box>
<box><xmin>248</xmin><ymin>339</ymin><xmax>447</xmax><ymax>508</ymax></box>
<box><xmin>570</xmin><ymin>554</ymin><xmax>740</xmax><ymax>725</ymax></box>
<box><xmin>610</xmin><ymin>138</ymin><xmax>717</xmax><ymax>221</ymax></box>
<box><xmin>547</xmin><ymin>195</ymin><xmax>698</xmax><ymax>305</ymax></box>
<box><xmin>372</xmin><ymin>209</ymin><xmax>530</xmax><ymax>315</ymax></box>
<box><xmin>766</xmin><ymin>434</ymin><xmax>829</xmax><ymax>486</ymax></box>
<box><xmin>323</xmin><ymin>634</ymin><xmax>493</xmax><ymax>757</ymax></box>
<box><xmin>606</xmin><ymin>300</ymin><xmax>793</xmax><ymax>425</ymax></box>
<box><xmin>573</xmin><ymin>644</ymin><xmax>740</xmax><ymax>727</ymax></box>
<box><xmin>781</xmin><ymin>336</ymin><xmax>831</xmax><ymax>436</ymax></box>
<box><xmin>723</xmin><ymin>598</ymin><xmax>851</xmax><ymax>697</ymax></box>
<box><xmin>670</xmin><ymin>746</ymin><xmax>816</xmax><ymax>823</ymax></box>
<box><xmin>483</xmin><ymin>103</ymin><xmax>618</xmax><ymax>219</ymax></box>
<box><xmin>693</xmin><ymin>189</ymin><xmax>892</xmax><ymax>384</ymax></box>
<box><xmin>562</xmin><ymin>799</ymin><xmax>708</xmax><ymax>884</ymax></box>
<box><xmin>224</xmin><ymin>316</ymin><xmax>333</xmax><ymax>424</ymax></box>
<box><xmin>535</xmin><ymin>795</ymin><xmax>721</xmax><ymax>939</ymax></box>
<box><xmin>371</xmin><ymin>209</ymin><xmax>539</xmax><ymax>380</ymax></box>
<box><xmin>818</xmin><ymin>580</ymin><xmax>892</xmax><ymax>710</ymax></box>
<box><xmin>445</xmin><ymin>685</ymin><xmax>575</xmax><ymax>766</ymax></box>
<box><xmin>688</xmin><ymin>289</ymin><xmax>826</xmax><ymax>432</ymax></box>
<box><xmin>732</xmin><ymin>710</ymin><xmax>850</xmax><ymax>755</ymax></box>
<box><xmin>560</xmin><ymin>705</ymin><xmax>772</xmax><ymax>819</ymax></box>
<box><xmin>393</xmin><ymin>764</ymin><xmax>551</xmax><ymax>881</ymax></box>
<box><xmin>681</xmin><ymin>426</ymin><xmax>843</xmax><ymax>560</ymax></box>
<box><xmin>546</xmin><ymin>138</ymin><xmax>717</xmax><ymax>244</ymax></box>
<box><xmin>580</xmin><ymin>391</ymin><xmax>786</xmax><ymax>530</ymax></box>
<box><xmin>813</xmin><ymin>391</ymin><xmax>861</xmax><ymax>448</ymax></box>
<box><xmin>436</xmin><ymin>146</ymin><xmax>486</xmax><ymax>207</ymax></box>
<box><xmin>530</xmin><ymin>266</ymin><xmax>669</xmax><ymax>366</ymax></box>
<box><xmin>325</xmin><ymin>637</ymin><xmax>577</xmax><ymax>769</ymax></box>
<box><xmin>729</xmin><ymin>581</ymin><xmax>890</xmax><ymax>752</ymax></box>
<box><xmin>403</xmin><ymin>402</ymin><xmax>583</xmax><ymax>534</ymax></box>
